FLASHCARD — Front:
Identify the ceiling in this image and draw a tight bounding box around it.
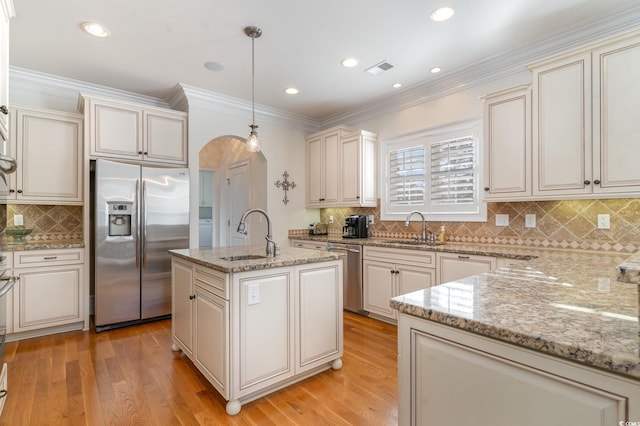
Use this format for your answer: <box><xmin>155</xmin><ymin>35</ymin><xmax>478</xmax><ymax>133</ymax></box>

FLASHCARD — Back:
<box><xmin>8</xmin><ymin>0</ymin><xmax>640</xmax><ymax>120</ymax></box>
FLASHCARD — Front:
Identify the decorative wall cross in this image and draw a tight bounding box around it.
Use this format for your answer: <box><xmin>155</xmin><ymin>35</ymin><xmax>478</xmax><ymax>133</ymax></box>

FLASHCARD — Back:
<box><xmin>274</xmin><ymin>171</ymin><xmax>296</xmax><ymax>205</ymax></box>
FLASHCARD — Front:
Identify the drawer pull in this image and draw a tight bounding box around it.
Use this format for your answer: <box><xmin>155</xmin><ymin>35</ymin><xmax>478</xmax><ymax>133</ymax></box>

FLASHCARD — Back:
<box><xmin>457</xmin><ymin>256</ymin><xmax>470</xmax><ymax>259</ymax></box>
<box><xmin>43</xmin><ymin>256</ymin><xmax>58</xmax><ymax>260</ymax></box>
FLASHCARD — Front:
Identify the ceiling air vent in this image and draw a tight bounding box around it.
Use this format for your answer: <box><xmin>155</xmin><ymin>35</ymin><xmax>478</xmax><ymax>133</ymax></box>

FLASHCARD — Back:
<box><xmin>365</xmin><ymin>60</ymin><xmax>394</xmax><ymax>75</ymax></box>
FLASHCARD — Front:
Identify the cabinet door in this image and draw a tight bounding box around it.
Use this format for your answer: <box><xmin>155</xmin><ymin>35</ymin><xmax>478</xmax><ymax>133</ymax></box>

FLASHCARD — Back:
<box><xmin>14</xmin><ymin>264</ymin><xmax>83</xmax><ymax>332</ymax></box>
<box><xmin>171</xmin><ymin>258</ymin><xmax>193</xmax><ymax>355</ymax></box>
<box><xmin>436</xmin><ymin>253</ymin><xmax>495</xmax><ymax>285</ymax></box>
<box><xmin>306</xmin><ymin>136</ymin><xmax>323</xmax><ymax>206</ymax></box>
<box><xmin>90</xmin><ymin>101</ymin><xmax>143</xmax><ymax>160</ymax></box>
<box><xmin>143</xmin><ymin>110</ymin><xmax>187</xmax><ymax>165</ymax></box>
<box><xmin>296</xmin><ymin>262</ymin><xmax>342</xmax><ymax>372</ymax></box>
<box><xmin>0</xmin><ymin>110</ymin><xmax>15</xmax><ymax>200</ymax></box>
<box><xmin>323</xmin><ymin>132</ymin><xmax>340</xmax><ymax>204</ymax></box>
<box><xmin>340</xmin><ymin>132</ymin><xmax>361</xmax><ymax>204</ymax></box>
<box><xmin>363</xmin><ymin>259</ymin><xmax>396</xmax><ymax>320</ymax></box>
<box><xmin>16</xmin><ymin>109</ymin><xmax>83</xmax><ymax>203</ymax></box>
<box><xmin>397</xmin><ymin>264</ymin><xmax>435</xmax><ymax>296</ymax></box>
<box><xmin>199</xmin><ymin>170</ymin><xmax>214</xmax><ymax>207</ymax></box>
<box><xmin>592</xmin><ymin>36</ymin><xmax>640</xmax><ymax>194</ymax></box>
<box><xmin>0</xmin><ymin>7</ymin><xmax>10</xmax><ymax>145</ymax></box>
<box><xmin>194</xmin><ymin>286</ymin><xmax>229</xmax><ymax>398</ymax></box>
<box><xmin>532</xmin><ymin>53</ymin><xmax>592</xmax><ymax>197</ymax></box>
<box><xmin>483</xmin><ymin>86</ymin><xmax>531</xmax><ymax>199</ymax></box>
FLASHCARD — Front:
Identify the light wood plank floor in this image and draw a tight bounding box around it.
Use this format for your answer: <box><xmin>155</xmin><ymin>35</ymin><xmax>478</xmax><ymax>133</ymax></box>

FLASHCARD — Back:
<box><xmin>0</xmin><ymin>312</ymin><xmax>398</xmax><ymax>425</ymax></box>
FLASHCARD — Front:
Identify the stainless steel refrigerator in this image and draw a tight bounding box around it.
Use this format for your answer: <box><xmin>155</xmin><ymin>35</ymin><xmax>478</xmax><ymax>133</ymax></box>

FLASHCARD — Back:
<box><xmin>94</xmin><ymin>159</ymin><xmax>189</xmax><ymax>331</ymax></box>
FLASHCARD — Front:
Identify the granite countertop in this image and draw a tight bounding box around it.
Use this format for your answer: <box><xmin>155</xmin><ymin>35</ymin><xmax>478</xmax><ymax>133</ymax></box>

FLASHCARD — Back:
<box><xmin>2</xmin><ymin>240</ymin><xmax>84</xmax><ymax>251</ymax></box>
<box><xmin>170</xmin><ymin>245</ymin><xmax>343</xmax><ymax>273</ymax></box>
<box><xmin>391</xmin><ymin>247</ymin><xmax>640</xmax><ymax>380</ymax></box>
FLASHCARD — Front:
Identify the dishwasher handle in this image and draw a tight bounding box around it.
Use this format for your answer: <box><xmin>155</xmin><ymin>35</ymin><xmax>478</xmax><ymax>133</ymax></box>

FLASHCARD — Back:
<box><xmin>328</xmin><ymin>246</ymin><xmax>361</xmax><ymax>254</ymax></box>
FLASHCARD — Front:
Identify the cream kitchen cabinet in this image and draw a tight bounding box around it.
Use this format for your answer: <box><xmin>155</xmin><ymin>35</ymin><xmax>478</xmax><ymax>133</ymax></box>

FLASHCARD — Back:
<box><xmin>436</xmin><ymin>252</ymin><xmax>496</xmax><ymax>285</ymax></box>
<box><xmin>528</xmin><ymin>31</ymin><xmax>640</xmax><ymax>198</ymax></box>
<box><xmin>305</xmin><ymin>126</ymin><xmax>345</xmax><ymax>207</ymax></box>
<box><xmin>9</xmin><ymin>248</ymin><xmax>84</xmax><ymax>336</ymax></box>
<box><xmin>171</xmin><ymin>254</ymin><xmax>343</xmax><ymax>415</ymax></box>
<box><xmin>482</xmin><ymin>85</ymin><xmax>532</xmax><ymax>200</ymax></box>
<box><xmin>199</xmin><ymin>170</ymin><xmax>214</xmax><ymax>207</ymax></box>
<box><xmin>340</xmin><ymin>130</ymin><xmax>377</xmax><ymax>207</ymax></box>
<box><xmin>0</xmin><ymin>0</ymin><xmax>14</xmax><ymax>146</ymax></box>
<box><xmin>80</xmin><ymin>94</ymin><xmax>188</xmax><ymax>165</ymax></box>
<box><xmin>289</xmin><ymin>239</ymin><xmax>328</xmax><ymax>251</ymax></box>
<box><xmin>363</xmin><ymin>246</ymin><xmax>435</xmax><ymax>322</ymax></box>
<box><xmin>1</xmin><ymin>107</ymin><xmax>83</xmax><ymax>204</ymax></box>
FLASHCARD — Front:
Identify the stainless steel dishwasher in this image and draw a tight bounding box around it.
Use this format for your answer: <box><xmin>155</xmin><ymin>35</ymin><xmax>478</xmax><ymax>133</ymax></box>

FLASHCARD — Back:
<box><xmin>327</xmin><ymin>242</ymin><xmax>365</xmax><ymax>314</ymax></box>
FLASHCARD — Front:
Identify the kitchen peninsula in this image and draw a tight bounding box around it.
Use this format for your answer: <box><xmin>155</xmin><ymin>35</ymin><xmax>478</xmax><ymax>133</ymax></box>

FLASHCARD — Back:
<box><xmin>391</xmin><ymin>247</ymin><xmax>640</xmax><ymax>425</ymax></box>
<box><xmin>169</xmin><ymin>245</ymin><xmax>344</xmax><ymax>415</ymax></box>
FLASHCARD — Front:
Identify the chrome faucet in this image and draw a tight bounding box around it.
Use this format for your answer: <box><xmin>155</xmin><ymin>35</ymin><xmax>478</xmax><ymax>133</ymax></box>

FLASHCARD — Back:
<box><xmin>405</xmin><ymin>210</ymin><xmax>429</xmax><ymax>242</ymax></box>
<box><xmin>237</xmin><ymin>208</ymin><xmax>276</xmax><ymax>257</ymax></box>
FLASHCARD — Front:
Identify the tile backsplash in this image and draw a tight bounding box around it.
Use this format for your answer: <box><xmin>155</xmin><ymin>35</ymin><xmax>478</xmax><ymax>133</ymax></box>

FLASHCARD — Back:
<box><xmin>292</xmin><ymin>198</ymin><xmax>640</xmax><ymax>253</ymax></box>
<box><xmin>6</xmin><ymin>204</ymin><xmax>83</xmax><ymax>242</ymax></box>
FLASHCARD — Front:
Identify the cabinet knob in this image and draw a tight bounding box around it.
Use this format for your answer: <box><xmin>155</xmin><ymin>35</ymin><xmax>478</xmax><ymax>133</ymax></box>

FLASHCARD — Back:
<box><xmin>9</xmin><ymin>189</ymin><xmax>14</xmax><ymax>194</ymax></box>
<box><xmin>584</xmin><ymin>180</ymin><xmax>591</xmax><ymax>185</ymax></box>
<box><xmin>594</xmin><ymin>179</ymin><xmax>601</xmax><ymax>185</ymax></box>
<box><xmin>144</xmin><ymin>152</ymin><xmax>148</xmax><ymax>155</ymax></box>
<box><xmin>319</xmin><ymin>198</ymin><xmax>325</xmax><ymax>202</ymax></box>
<box><xmin>0</xmin><ymin>105</ymin><xmax>7</xmax><ymax>115</ymax></box>
<box><xmin>138</xmin><ymin>151</ymin><xmax>143</xmax><ymax>155</ymax></box>
<box><xmin>484</xmin><ymin>187</ymin><xmax>490</xmax><ymax>191</ymax></box>
<box><xmin>17</xmin><ymin>189</ymin><xmax>22</xmax><ymax>194</ymax></box>
<box><xmin>189</xmin><ymin>294</ymin><xmax>195</xmax><ymax>300</ymax></box>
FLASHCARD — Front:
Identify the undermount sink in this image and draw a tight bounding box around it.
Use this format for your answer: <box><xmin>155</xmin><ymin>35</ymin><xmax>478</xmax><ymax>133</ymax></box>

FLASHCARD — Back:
<box><xmin>220</xmin><ymin>254</ymin><xmax>268</xmax><ymax>261</ymax></box>
<box><xmin>381</xmin><ymin>239</ymin><xmax>444</xmax><ymax>246</ymax></box>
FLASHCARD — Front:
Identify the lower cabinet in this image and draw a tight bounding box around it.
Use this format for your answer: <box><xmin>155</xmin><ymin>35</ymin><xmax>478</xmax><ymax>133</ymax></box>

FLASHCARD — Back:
<box><xmin>8</xmin><ymin>248</ymin><xmax>85</xmax><ymax>337</ymax></box>
<box><xmin>398</xmin><ymin>314</ymin><xmax>640</xmax><ymax>425</ymax></box>
<box><xmin>436</xmin><ymin>252</ymin><xmax>496</xmax><ymax>285</ymax></box>
<box><xmin>363</xmin><ymin>246</ymin><xmax>436</xmax><ymax>322</ymax></box>
<box><xmin>171</xmin><ymin>257</ymin><xmax>343</xmax><ymax>415</ymax></box>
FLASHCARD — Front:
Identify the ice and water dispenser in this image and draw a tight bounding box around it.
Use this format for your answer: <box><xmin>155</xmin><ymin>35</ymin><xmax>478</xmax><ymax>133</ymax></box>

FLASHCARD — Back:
<box><xmin>108</xmin><ymin>202</ymin><xmax>133</xmax><ymax>237</ymax></box>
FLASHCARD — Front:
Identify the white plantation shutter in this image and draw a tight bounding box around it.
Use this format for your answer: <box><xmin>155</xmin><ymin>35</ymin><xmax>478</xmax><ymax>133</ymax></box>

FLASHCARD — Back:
<box><xmin>389</xmin><ymin>145</ymin><xmax>425</xmax><ymax>206</ymax></box>
<box><xmin>429</xmin><ymin>136</ymin><xmax>475</xmax><ymax>206</ymax></box>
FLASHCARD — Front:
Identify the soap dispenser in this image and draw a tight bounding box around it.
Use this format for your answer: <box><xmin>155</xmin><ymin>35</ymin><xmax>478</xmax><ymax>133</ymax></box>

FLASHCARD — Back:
<box><xmin>438</xmin><ymin>225</ymin><xmax>447</xmax><ymax>244</ymax></box>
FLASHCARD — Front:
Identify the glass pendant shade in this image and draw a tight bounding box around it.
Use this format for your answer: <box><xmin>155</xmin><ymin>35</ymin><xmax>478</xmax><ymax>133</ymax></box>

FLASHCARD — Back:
<box><xmin>245</xmin><ymin>26</ymin><xmax>262</xmax><ymax>152</ymax></box>
<box><xmin>246</xmin><ymin>125</ymin><xmax>260</xmax><ymax>152</ymax></box>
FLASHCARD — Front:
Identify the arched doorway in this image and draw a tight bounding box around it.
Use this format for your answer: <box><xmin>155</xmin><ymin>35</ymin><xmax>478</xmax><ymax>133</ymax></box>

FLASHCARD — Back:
<box><xmin>198</xmin><ymin>136</ymin><xmax>267</xmax><ymax>247</ymax></box>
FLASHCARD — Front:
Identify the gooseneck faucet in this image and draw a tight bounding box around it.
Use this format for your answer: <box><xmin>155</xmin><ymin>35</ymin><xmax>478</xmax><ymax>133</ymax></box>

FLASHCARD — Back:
<box><xmin>237</xmin><ymin>208</ymin><xmax>276</xmax><ymax>257</ymax></box>
<box><xmin>405</xmin><ymin>210</ymin><xmax>429</xmax><ymax>242</ymax></box>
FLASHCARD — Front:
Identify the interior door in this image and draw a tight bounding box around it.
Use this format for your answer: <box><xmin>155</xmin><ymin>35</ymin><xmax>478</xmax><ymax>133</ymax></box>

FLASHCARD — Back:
<box><xmin>226</xmin><ymin>160</ymin><xmax>250</xmax><ymax>247</ymax></box>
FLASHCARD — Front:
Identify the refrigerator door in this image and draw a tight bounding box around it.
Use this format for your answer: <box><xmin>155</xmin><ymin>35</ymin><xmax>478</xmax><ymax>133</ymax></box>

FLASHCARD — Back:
<box><xmin>141</xmin><ymin>166</ymin><xmax>189</xmax><ymax>319</ymax></box>
<box><xmin>95</xmin><ymin>159</ymin><xmax>141</xmax><ymax>327</ymax></box>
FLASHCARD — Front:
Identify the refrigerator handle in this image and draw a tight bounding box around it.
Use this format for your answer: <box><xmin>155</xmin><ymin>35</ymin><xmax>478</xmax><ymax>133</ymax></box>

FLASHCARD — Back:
<box><xmin>135</xmin><ymin>178</ymin><xmax>140</xmax><ymax>268</ymax></box>
<box><xmin>142</xmin><ymin>180</ymin><xmax>148</xmax><ymax>268</ymax></box>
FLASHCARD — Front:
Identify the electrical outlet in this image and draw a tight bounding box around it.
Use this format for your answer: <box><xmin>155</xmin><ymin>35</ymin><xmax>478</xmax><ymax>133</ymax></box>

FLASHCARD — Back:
<box><xmin>329</xmin><ymin>215</ymin><xmax>334</xmax><ymax>224</ymax></box>
<box><xmin>495</xmin><ymin>214</ymin><xmax>509</xmax><ymax>227</ymax></box>
<box><xmin>525</xmin><ymin>214</ymin><xmax>536</xmax><ymax>228</ymax></box>
<box><xmin>368</xmin><ymin>214</ymin><xmax>374</xmax><ymax>225</ymax></box>
<box><xmin>14</xmin><ymin>214</ymin><xmax>24</xmax><ymax>226</ymax></box>
<box><xmin>597</xmin><ymin>214</ymin><xmax>610</xmax><ymax>230</ymax></box>
<box><xmin>247</xmin><ymin>284</ymin><xmax>260</xmax><ymax>305</ymax></box>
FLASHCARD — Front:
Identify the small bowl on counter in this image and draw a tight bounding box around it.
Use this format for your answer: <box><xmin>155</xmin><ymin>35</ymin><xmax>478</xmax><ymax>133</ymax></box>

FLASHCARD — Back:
<box><xmin>6</xmin><ymin>226</ymin><xmax>33</xmax><ymax>244</ymax></box>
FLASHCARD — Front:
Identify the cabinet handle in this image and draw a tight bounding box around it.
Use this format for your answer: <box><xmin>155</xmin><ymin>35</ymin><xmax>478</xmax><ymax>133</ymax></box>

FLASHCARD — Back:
<box><xmin>356</xmin><ymin>196</ymin><xmax>360</xmax><ymax>199</ymax></box>
<box><xmin>17</xmin><ymin>189</ymin><xmax>22</xmax><ymax>194</ymax></box>
<box><xmin>8</xmin><ymin>189</ymin><xmax>14</xmax><ymax>194</ymax></box>
<box><xmin>484</xmin><ymin>187</ymin><xmax>490</xmax><ymax>191</ymax></box>
<box><xmin>594</xmin><ymin>179</ymin><xmax>601</xmax><ymax>185</ymax></box>
<box><xmin>189</xmin><ymin>294</ymin><xmax>195</xmax><ymax>300</ymax></box>
<box><xmin>457</xmin><ymin>256</ymin><xmax>470</xmax><ymax>260</ymax></box>
<box><xmin>43</xmin><ymin>256</ymin><xmax>58</xmax><ymax>260</ymax></box>
<box><xmin>144</xmin><ymin>152</ymin><xmax>148</xmax><ymax>155</ymax></box>
<box><xmin>138</xmin><ymin>151</ymin><xmax>143</xmax><ymax>155</ymax></box>
<box><xmin>0</xmin><ymin>105</ymin><xmax>8</xmax><ymax>115</ymax></box>
<box><xmin>319</xmin><ymin>198</ymin><xmax>325</xmax><ymax>201</ymax></box>
<box><xmin>584</xmin><ymin>180</ymin><xmax>591</xmax><ymax>185</ymax></box>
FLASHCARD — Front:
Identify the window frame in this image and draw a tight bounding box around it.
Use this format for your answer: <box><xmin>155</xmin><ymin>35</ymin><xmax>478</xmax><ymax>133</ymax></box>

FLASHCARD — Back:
<box><xmin>380</xmin><ymin>120</ymin><xmax>487</xmax><ymax>222</ymax></box>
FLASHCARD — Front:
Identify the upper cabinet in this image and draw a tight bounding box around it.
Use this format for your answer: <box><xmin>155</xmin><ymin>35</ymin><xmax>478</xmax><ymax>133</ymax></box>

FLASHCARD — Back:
<box><xmin>79</xmin><ymin>94</ymin><xmax>188</xmax><ymax>166</ymax></box>
<box><xmin>0</xmin><ymin>0</ymin><xmax>14</xmax><ymax>146</ymax></box>
<box><xmin>482</xmin><ymin>85</ymin><xmax>531</xmax><ymax>200</ymax></box>
<box><xmin>306</xmin><ymin>126</ymin><xmax>377</xmax><ymax>208</ymax></box>
<box><xmin>1</xmin><ymin>107</ymin><xmax>83</xmax><ymax>205</ymax></box>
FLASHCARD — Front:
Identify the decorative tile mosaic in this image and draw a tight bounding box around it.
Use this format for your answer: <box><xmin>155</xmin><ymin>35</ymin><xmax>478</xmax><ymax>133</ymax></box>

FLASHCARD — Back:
<box><xmin>6</xmin><ymin>204</ymin><xmax>83</xmax><ymax>242</ymax></box>
<box><xmin>289</xmin><ymin>198</ymin><xmax>640</xmax><ymax>253</ymax></box>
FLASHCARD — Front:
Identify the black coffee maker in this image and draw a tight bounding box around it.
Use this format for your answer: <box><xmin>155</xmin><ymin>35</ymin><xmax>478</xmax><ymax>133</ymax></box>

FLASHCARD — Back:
<box><xmin>343</xmin><ymin>215</ymin><xmax>368</xmax><ymax>238</ymax></box>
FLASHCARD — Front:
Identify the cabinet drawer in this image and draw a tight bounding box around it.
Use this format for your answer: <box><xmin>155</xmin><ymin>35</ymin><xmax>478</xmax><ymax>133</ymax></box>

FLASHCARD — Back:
<box><xmin>290</xmin><ymin>240</ymin><xmax>328</xmax><ymax>251</ymax></box>
<box><xmin>363</xmin><ymin>246</ymin><xmax>435</xmax><ymax>268</ymax></box>
<box><xmin>194</xmin><ymin>265</ymin><xmax>229</xmax><ymax>300</ymax></box>
<box><xmin>13</xmin><ymin>248</ymin><xmax>84</xmax><ymax>268</ymax></box>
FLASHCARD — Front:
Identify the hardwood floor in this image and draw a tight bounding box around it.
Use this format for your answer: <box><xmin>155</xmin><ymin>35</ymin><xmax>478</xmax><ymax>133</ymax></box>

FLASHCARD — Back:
<box><xmin>0</xmin><ymin>312</ymin><xmax>398</xmax><ymax>425</ymax></box>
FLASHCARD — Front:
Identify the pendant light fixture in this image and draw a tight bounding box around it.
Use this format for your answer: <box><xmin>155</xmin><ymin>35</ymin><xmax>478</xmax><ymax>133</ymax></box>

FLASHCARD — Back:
<box><xmin>244</xmin><ymin>26</ymin><xmax>262</xmax><ymax>152</ymax></box>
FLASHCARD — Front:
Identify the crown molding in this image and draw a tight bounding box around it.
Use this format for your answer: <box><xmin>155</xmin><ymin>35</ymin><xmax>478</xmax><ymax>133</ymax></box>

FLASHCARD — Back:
<box><xmin>178</xmin><ymin>83</ymin><xmax>320</xmax><ymax>133</ymax></box>
<box><xmin>1</xmin><ymin>0</ymin><xmax>15</xmax><ymax>22</ymax></box>
<box><xmin>321</xmin><ymin>4</ymin><xmax>640</xmax><ymax>128</ymax></box>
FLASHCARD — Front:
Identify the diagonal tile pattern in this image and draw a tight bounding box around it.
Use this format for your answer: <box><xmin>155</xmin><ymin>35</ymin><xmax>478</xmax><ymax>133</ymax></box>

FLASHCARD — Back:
<box><xmin>7</xmin><ymin>204</ymin><xmax>83</xmax><ymax>242</ymax></box>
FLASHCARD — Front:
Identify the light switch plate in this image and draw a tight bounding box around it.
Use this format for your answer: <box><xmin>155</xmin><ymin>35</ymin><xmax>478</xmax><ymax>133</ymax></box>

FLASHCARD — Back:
<box><xmin>525</xmin><ymin>214</ymin><xmax>536</xmax><ymax>228</ymax></box>
<box><xmin>597</xmin><ymin>214</ymin><xmax>610</xmax><ymax>229</ymax></box>
<box><xmin>495</xmin><ymin>214</ymin><xmax>509</xmax><ymax>227</ymax></box>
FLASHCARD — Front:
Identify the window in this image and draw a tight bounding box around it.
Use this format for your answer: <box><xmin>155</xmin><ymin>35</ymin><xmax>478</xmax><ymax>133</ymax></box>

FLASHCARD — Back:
<box><xmin>381</xmin><ymin>120</ymin><xmax>486</xmax><ymax>222</ymax></box>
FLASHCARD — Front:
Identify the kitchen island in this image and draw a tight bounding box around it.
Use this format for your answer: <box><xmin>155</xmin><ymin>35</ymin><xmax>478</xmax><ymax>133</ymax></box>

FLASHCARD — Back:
<box><xmin>391</xmin><ymin>247</ymin><xmax>640</xmax><ymax>425</ymax></box>
<box><xmin>169</xmin><ymin>245</ymin><xmax>344</xmax><ymax>415</ymax></box>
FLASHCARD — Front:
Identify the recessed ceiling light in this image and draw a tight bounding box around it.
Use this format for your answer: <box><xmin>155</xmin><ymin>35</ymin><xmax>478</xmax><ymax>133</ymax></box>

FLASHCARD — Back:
<box><xmin>204</xmin><ymin>61</ymin><xmax>224</xmax><ymax>71</ymax></box>
<box><xmin>341</xmin><ymin>58</ymin><xmax>359</xmax><ymax>68</ymax></box>
<box><xmin>81</xmin><ymin>22</ymin><xmax>110</xmax><ymax>38</ymax></box>
<box><xmin>392</xmin><ymin>83</ymin><xmax>403</xmax><ymax>88</ymax></box>
<box><xmin>430</xmin><ymin>6</ymin><xmax>455</xmax><ymax>22</ymax></box>
<box><xmin>430</xmin><ymin>67</ymin><xmax>442</xmax><ymax>74</ymax></box>
<box><xmin>285</xmin><ymin>87</ymin><xmax>299</xmax><ymax>95</ymax></box>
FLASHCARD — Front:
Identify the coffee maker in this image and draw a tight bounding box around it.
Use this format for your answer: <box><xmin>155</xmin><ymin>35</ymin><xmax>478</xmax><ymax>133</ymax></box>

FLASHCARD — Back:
<box><xmin>343</xmin><ymin>215</ymin><xmax>368</xmax><ymax>238</ymax></box>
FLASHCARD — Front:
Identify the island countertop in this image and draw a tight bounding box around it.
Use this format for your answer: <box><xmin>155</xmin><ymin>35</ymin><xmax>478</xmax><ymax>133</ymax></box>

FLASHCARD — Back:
<box><xmin>169</xmin><ymin>245</ymin><xmax>343</xmax><ymax>273</ymax></box>
<box><xmin>391</xmin><ymin>247</ymin><xmax>640</xmax><ymax>380</ymax></box>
